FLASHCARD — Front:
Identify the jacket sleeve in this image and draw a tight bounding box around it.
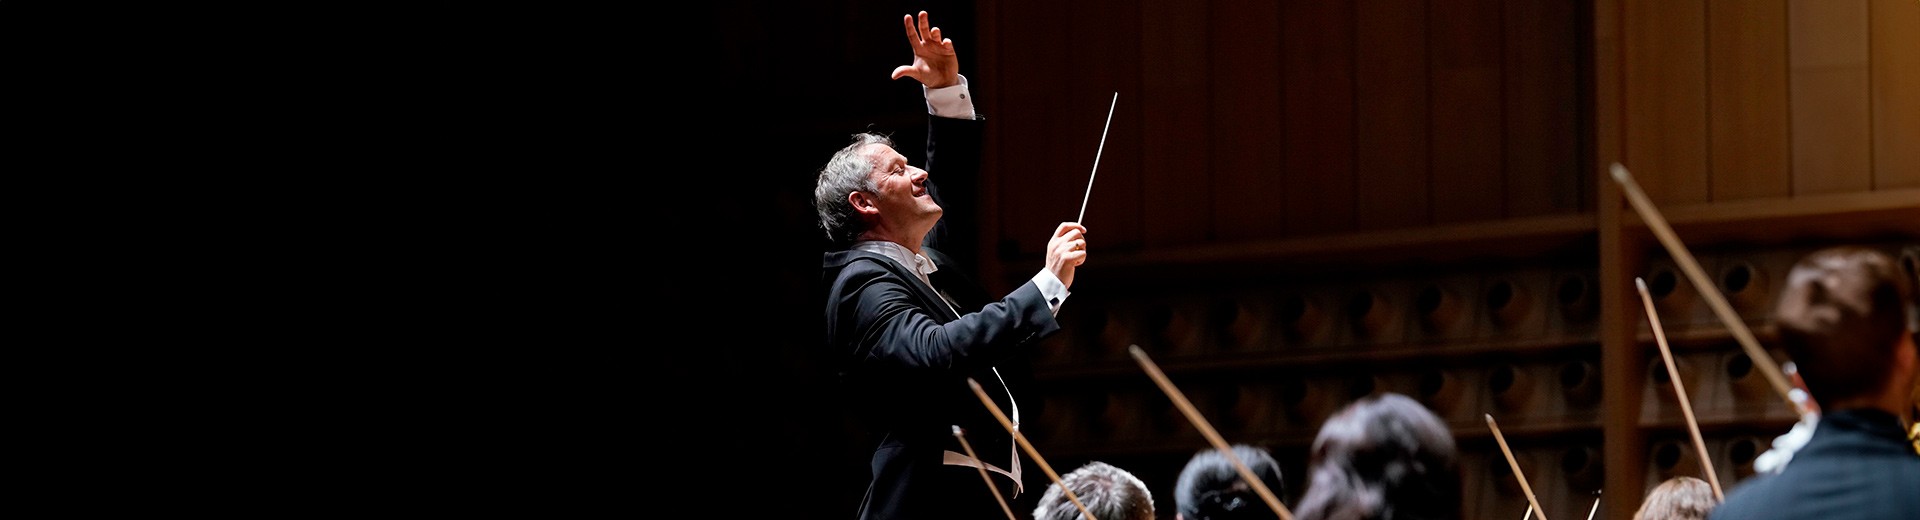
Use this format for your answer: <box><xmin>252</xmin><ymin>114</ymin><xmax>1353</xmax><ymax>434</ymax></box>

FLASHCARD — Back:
<box><xmin>833</xmin><ymin>261</ymin><xmax>1057</xmax><ymax>374</ymax></box>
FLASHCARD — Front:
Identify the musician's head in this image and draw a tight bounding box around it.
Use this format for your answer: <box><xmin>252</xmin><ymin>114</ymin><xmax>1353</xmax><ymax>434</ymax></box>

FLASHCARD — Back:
<box><xmin>1630</xmin><ymin>476</ymin><xmax>1717</xmax><ymax>520</ymax></box>
<box><xmin>1033</xmin><ymin>461</ymin><xmax>1155</xmax><ymax>520</ymax></box>
<box><xmin>1294</xmin><ymin>392</ymin><xmax>1460</xmax><ymax>520</ymax></box>
<box><xmin>1174</xmin><ymin>444</ymin><xmax>1285</xmax><ymax>520</ymax></box>
<box><xmin>1774</xmin><ymin>246</ymin><xmax>1918</xmax><ymax>414</ymax></box>
<box><xmin>814</xmin><ymin>132</ymin><xmax>944</xmax><ymax>250</ymax></box>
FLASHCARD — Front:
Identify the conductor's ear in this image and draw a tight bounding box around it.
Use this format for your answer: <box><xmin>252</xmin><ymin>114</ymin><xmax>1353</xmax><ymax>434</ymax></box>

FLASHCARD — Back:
<box><xmin>850</xmin><ymin>191</ymin><xmax>879</xmax><ymax>215</ymax></box>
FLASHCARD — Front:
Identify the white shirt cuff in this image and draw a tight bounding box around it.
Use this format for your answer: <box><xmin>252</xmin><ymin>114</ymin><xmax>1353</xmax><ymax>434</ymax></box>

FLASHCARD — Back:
<box><xmin>925</xmin><ymin>75</ymin><xmax>976</xmax><ymax>120</ymax></box>
<box><xmin>1031</xmin><ymin>269</ymin><xmax>1069</xmax><ymax>316</ymax></box>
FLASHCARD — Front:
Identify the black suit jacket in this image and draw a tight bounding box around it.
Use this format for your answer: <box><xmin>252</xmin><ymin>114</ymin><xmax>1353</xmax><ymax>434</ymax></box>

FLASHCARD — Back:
<box><xmin>1708</xmin><ymin>408</ymin><xmax>1920</xmax><ymax>520</ymax></box>
<box><xmin>822</xmin><ymin>113</ymin><xmax>1062</xmax><ymax>520</ymax></box>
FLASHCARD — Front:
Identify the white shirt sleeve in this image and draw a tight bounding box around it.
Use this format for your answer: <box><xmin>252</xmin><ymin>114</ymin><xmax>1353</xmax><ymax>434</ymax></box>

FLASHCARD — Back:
<box><xmin>924</xmin><ymin>75</ymin><xmax>977</xmax><ymax>120</ymax></box>
<box><xmin>1030</xmin><ymin>269</ymin><xmax>1069</xmax><ymax>316</ymax></box>
<box><xmin>1753</xmin><ymin>413</ymin><xmax>1819</xmax><ymax>474</ymax></box>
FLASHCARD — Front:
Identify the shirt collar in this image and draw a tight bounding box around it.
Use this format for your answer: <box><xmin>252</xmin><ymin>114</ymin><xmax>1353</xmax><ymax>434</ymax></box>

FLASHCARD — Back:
<box><xmin>851</xmin><ymin>240</ymin><xmax>938</xmax><ymax>282</ymax></box>
<box><xmin>1819</xmin><ymin>408</ymin><xmax>1911</xmax><ymax>444</ymax></box>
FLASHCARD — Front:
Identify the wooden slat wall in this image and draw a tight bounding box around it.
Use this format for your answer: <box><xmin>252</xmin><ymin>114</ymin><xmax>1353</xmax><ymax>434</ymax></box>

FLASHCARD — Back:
<box><xmin>1505</xmin><ymin>0</ymin><xmax>1583</xmax><ymax>217</ymax></box>
<box><xmin>993</xmin><ymin>0</ymin><xmax>1078</xmax><ymax>256</ymax></box>
<box><xmin>1870</xmin><ymin>0</ymin><xmax>1920</xmax><ymax>189</ymax></box>
<box><xmin>1353</xmin><ymin>0</ymin><xmax>1430</xmax><ymax>231</ymax></box>
<box><xmin>1281</xmin><ymin>0</ymin><xmax>1357</xmax><ymax>236</ymax></box>
<box><xmin>1706</xmin><ymin>0</ymin><xmax>1790</xmax><ymax>201</ymax></box>
<box><xmin>984</xmin><ymin>0</ymin><xmax>1593</xmax><ymax>258</ymax></box>
<box><xmin>1430</xmin><ymin>0</ymin><xmax>1508</xmax><ymax>224</ymax></box>
<box><xmin>1625</xmin><ymin>0</ymin><xmax>1709</xmax><ymax>205</ymax></box>
<box><xmin>1141</xmin><ymin>0</ymin><xmax>1209</xmax><ymax>248</ymax></box>
<box><xmin>1596</xmin><ymin>1</ymin><xmax>1640</xmax><ymax>517</ymax></box>
<box><xmin>985</xmin><ymin>0</ymin><xmax>1914</xmax><ymax>261</ymax></box>
<box><xmin>1074</xmin><ymin>0</ymin><xmax>1146</xmax><ymax>251</ymax></box>
<box><xmin>1211</xmin><ymin>0</ymin><xmax>1286</xmax><ymax>242</ymax></box>
<box><xmin>1789</xmin><ymin>0</ymin><xmax>1872</xmax><ymax>195</ymax></box>
<box><xmin>1614</xmin><ymin>0</ymin><xmax>1917</xmax><ymax>206</ymax></box>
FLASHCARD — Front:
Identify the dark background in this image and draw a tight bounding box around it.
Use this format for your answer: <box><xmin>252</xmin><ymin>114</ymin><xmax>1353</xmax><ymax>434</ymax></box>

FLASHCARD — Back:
<box><xmin>409</xmin><ymin>1</ymin><xmax>979</xmax><ymax>516</ymax></box>
<box><xmin>2</xmin><ymin>1</ymin><xmax>962</xmax><ymax>515</ymax></box>
<box><xmin>402</xmin><ymin>2</ymin><xmax>963</xmax><ymax>515</ymax></box>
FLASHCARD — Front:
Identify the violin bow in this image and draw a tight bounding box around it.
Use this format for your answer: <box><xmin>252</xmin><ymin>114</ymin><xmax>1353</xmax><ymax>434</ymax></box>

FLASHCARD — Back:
<box><xmin>1129</xmin><ymin>345</ymin><xmax>1295</xmax><ymax>520</ymax></box>
<box><xmin>1636</xmin><ymin>277</ymin><xmax>1726</xmax><ymax>500</ymax></box>
<box><xmin>967</xmin><ymin>378</ymin><xmax>1098</xmax><ymax>520</ymax></box>
<box><xmin>952</xmin><ymin>425</ymin><xmax>1019</xmax><ymax>520</ymax></box>
<box><xmin>1610</xmin><ymin>163</ymin><xmax>1809</xmax><ymax>417</ymax></box>
<box><xmin>1487</xmin><ymin>414</ymin><xmax>1549</xmax><ymax>520</ymax></box>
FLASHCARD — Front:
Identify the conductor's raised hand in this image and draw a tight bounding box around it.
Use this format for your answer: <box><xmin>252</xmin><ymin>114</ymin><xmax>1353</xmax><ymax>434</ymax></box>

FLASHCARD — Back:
<box><xmin>890</xmin><ymin>11</ymin><xmax>960</xmax><ymax>89</ymax></box>
<box><xmin>1045</xmin><ymin>223</ymin><xmax>1089</xmax><ymax>289</ymax></box>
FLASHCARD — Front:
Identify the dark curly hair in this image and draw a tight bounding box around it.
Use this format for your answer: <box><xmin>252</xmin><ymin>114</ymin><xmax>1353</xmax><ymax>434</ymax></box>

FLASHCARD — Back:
<box><xmin>1293</xmin><ymin>393</ymin><xmax>1460</xmax><ymax>520</ymax></box>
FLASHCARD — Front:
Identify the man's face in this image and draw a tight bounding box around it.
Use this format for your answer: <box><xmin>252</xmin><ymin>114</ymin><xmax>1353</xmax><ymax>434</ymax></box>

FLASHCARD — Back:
<box><xmin>859</xmin><ymin>143</ymin><xmax>942</xmax><ymax>243</ymax></box>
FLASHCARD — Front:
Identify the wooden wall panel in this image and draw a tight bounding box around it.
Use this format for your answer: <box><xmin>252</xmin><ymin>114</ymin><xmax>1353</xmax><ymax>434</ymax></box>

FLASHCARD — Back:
<box><xmin>1625</xmin><ymin>0</ymin><xmax>1708</xmax><ymax>205</ymax></box>
<box><xmin>1595</xmin><ymin>0</ymin><xmax>1647</xmax><ymax>512</ymax></box>
<box><xmin>1788</xmin><ymin>0</ymin><xmax>1871</xmax><ymax>195</ymax></box>
<box><xmin>982</xmin><ymin>0</ymin><xmax>1591</xmax><ymax>263</ymax></box>
<box><xmin>1140</xmin><ymin>0</ymin><xmax>1211</xmax><ymax>248</ymax></box>
<box><xmin>1211</xmin><ymin>0</ymin><xmax>1286</xmax><ymax>242</ymax></box>
<box><xmin>1706</xmin><ymin>0</ymin><xmax>1790</xmax><ymax>201</ymax></box>
<box><xmin>992</xmin><ymin>0</ymin><xmax>1078</xmax><ymax>256</ymax></box>
<box><xmin>1070</xmin><ymin>0</ymin><xmax>1144</xmax><ymax>250</ymax></box>
<box><xmin>1281</xmin><ymin>0</ymin><xmax>1357</xmax><ymax>236</ymax></box>
<box><xmin>1870</xmin><ymin>0</ymin><xmax>1920</xmax><ymax>188</ymax></box>
<box><xmin>978</xmin><ymin>0</ymin><xmax>1007</xmax><ymax>292</ymax></box>
<box><xmin>1354</xmin><ymin>0</ymin><xmax>1432</xmax><ymax>231</ymax></box>
<box><xmin>1504</xmin><ymin>0</ymin><xmax>1583</xmax><ymax>217</ymax></box>
<box><xmin>1430</xmin><ymin>0</ymin><xmax>1507</xmax><ymax>223</ymax></box>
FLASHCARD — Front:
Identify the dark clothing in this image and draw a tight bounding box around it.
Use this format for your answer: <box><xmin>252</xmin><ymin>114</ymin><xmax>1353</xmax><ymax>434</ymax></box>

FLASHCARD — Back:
<box><xmin>825</xmin><ymin>114</ymin><xmax>1062</xmax><ymax>520</ymax></box>
<box><xmin>919</xmin><ymin>112</ymin><xmax>992</xmax><ymax>316</ymax></box>
<box><xmin>919</xmin><ymin>114</ymin><xmax>983</xmax><ymax>274</ymax></box>
<box><xmin>1708</xmin><ymin>408</ymin><xmax>1920</xmax><ymax>520</ymax></box>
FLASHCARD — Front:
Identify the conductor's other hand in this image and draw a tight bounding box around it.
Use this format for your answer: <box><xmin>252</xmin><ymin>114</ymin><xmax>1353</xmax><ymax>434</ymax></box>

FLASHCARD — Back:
<box><xmin>1046</xmin><ymin>223</ymin><xmax>1089</xmax><ymax>289</ymax></box>
<box><xmin>890</xmin><ymin>11</ymin><xmax>960</xmax><ymax>89</ymax></box>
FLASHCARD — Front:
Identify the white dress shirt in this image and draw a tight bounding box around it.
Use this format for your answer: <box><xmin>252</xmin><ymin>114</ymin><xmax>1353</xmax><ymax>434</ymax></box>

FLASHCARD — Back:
<box><xmin>851</xmin><ymin>240</ymin><xmax>1068</xmax><ymax>317</ymax></box>
<box><xmin>926</xmin><ymin>76</ymin><xmax>976</xmax><ymax>120</ymax></box>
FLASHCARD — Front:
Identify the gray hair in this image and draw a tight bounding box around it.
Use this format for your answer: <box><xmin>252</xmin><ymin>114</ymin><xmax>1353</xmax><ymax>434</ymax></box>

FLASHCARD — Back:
<box><xmin>1033</xmin><ymin>461</ymin><xmax>1156</xmax><ymax>520</ymax></box>
<box><xmin>814</xmin><ymin>132</ymin><xmax>892</xmax><ymax>246</ymax></box>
